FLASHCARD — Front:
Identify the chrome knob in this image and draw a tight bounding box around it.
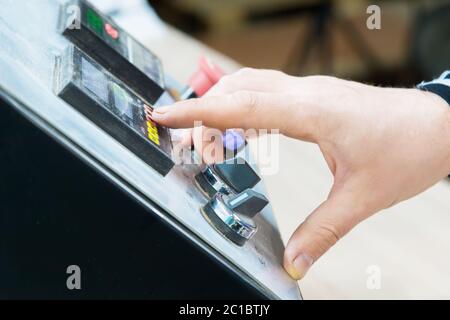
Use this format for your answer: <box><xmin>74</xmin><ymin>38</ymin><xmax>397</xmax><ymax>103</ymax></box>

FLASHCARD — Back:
<box><xmin>201</xmin><ymin>189</ymin><xmax>269</xmax><ymax>246</ymax></box>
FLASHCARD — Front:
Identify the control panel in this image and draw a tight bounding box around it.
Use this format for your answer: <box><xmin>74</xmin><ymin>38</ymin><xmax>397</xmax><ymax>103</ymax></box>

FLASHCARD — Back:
<box><xmin>62</xmin><ymin>0</ymin><xmax>246</xmax><ymax>156</ymax></box>
<box><xmin>62</xmin><ymin>0</ymin><xmax>165</xmax><ymax>104</ymax></box>
<box><xmin>59</xmin><ymin>0</ymin><xmax>267</xmax><ymax>245</ymax></box>
<box><xmin>55</xmin><ymin>46</ymin><xmax>174</xmax><ymax>176</ymax></box>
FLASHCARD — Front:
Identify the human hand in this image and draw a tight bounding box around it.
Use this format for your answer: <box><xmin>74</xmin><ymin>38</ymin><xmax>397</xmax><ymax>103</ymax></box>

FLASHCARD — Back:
<box><xmin>152</xmin><ymin>68</ymin><xmax>450</xmax><ymax>280</ymax></box>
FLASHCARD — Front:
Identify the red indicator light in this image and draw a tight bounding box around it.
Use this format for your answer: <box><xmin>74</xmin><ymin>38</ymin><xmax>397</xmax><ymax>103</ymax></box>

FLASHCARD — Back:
<box><xmin>105</xmin><ymin>23</ymin><xmax>119</xmax><ymax>40</ymax></box>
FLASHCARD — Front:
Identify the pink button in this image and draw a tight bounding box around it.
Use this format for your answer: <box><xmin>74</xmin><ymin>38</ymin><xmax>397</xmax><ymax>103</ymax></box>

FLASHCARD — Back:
<box><xmin>188</xmin><ymin>56</ymin><xmax>225</xmax><ymax>97</ymax></box>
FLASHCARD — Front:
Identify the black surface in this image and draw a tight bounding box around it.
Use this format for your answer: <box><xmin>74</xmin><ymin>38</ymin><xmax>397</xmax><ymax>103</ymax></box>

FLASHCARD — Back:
<box><xmin>0</xmin><ymin>94</ymin><xmax>268</xmax><ymax>300</ymax></box>
<box><xmin>227</xmin><ymin>189</ymin><xmax>269</xmax><ymax>219</ymax></box>
<box><xmin>213</xmin><ymin>158</ymin><xmax>261</xmax><ymax>194</ymax></box>
<box><xmin>418</xmin><ymin>83</ymin><xmax>450</xmax><ymax>106</ymax></box>
<box><xmin>59</xmin><ymin>81</ymin><xmax>174</xmax><ymax>176</ymax></box>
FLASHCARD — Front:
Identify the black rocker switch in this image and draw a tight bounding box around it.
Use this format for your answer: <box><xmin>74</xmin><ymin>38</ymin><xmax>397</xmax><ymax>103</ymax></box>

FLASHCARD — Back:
<box><xmin>227</xmin><ymin>189</ymin><xmax>269</xmax><ymax>218</ymax></box>
<box><xmin>213</xmin><ymin>158</ymin><xmax>260</xmax><ymax>193</ymax></box>
<box><xmin>195</xmin><ymin>157</ymin><xmax>261</xmax><ymax>198</ymax></box>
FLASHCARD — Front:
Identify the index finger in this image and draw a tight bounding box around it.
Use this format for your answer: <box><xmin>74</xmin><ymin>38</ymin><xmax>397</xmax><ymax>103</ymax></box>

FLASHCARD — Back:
<box><xmin>151</xmin><ymin>91</ymin><xmax>286</xmax><ymax>132</ymax></box>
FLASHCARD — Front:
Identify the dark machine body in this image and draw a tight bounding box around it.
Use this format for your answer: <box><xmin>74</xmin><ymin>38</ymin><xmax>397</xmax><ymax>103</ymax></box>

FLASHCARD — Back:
<box><xmin>0</xmin><ymin>94</ymin><xmax>266</xmax><ymax>299</ymax></box>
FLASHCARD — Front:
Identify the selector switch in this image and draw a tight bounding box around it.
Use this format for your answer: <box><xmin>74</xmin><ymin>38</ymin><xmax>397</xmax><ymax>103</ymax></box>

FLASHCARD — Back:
<box><xmin>200</xmin><ymin>189</ymin><xmax>269</xmax><ymax>246</ymax></box>
<box><xmin>195</xmin><ymin>157</ymin><xmax>261</xmax><ymax>198</ymax></box>
<box><xmin>213</xmin><ymin>159</ymin><xmax>260</xmax><ymax>194</ymax></box>
<box><xmin>227</xmin><ymin>189</ymin><xmax>269</xmax><ymax>218</ymax></box>
<box><xmin>196</xmin><ymin>158</ymin><xmax>269</xmax><ymax>245</ymax></box>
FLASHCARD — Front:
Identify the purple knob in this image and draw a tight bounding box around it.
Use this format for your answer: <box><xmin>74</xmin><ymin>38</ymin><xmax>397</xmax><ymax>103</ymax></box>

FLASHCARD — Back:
<box><xmin>223</xmin><ymin>130</ymin><xmax>246</xmax><ymax>152</ymax></box>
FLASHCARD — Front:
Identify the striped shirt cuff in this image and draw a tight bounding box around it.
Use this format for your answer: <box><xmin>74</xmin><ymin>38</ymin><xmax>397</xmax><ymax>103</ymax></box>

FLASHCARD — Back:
<box><xmin>417</xmin><ymin>71</ymin><xmax>450</xmax><ymax>106</ymax></box>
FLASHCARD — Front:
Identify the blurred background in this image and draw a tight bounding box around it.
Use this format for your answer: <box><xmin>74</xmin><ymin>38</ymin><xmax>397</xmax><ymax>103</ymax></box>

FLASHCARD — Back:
<box><xmin>149</xmin><ymin>0</ymin><xmax>450</xmax><ymax>86</ymax></box>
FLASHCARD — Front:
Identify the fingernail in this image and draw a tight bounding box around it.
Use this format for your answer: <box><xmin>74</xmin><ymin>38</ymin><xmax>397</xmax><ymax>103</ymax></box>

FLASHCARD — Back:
<box><xmin>290</xmin><ymin>254</ymin><xmax>314</xmax><ymax>280</ymax></box>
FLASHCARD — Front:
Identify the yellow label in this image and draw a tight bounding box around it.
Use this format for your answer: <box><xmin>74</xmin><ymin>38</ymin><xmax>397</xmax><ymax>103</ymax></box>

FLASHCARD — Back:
<box><xmin>147</xmin><ymin>120</ymin><xmax>160</xmax><ymax>145</ymax></box>
<box><xmin>143</xmin><ymin>104</ymin><xmax>160</xmax><ymax>145</ymax></box>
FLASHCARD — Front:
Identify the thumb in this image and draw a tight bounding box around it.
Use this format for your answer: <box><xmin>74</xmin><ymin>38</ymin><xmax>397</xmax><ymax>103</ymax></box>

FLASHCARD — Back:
<box><xmin>283</xmin><ymin>190</ymin><xmax>366</xmax><ymax>280</ymax></box>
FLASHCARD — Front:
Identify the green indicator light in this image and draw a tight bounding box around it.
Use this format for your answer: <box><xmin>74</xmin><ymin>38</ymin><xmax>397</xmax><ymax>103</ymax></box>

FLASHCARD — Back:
<box><xmin>86</xmin><ymin>8</ymin><xmax>103</xmax><ymax>36</ymax></box>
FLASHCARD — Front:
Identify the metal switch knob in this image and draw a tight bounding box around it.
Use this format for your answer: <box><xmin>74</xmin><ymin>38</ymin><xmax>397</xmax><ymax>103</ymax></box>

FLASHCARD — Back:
<box><xmin>200</xmin><ymin>189</ymin><xmax>269</xmax><ymax>246</ymax></box>
<box><xmin>194</xmin><ymin>157</ymin><xmax>260</xmax><ymax>198</ymax></box>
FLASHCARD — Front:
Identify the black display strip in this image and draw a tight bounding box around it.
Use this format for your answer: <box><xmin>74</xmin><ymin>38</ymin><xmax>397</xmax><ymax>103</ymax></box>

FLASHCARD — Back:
<box><xmin>56</xmin><ymin>47</ymin><xmax>174</xmax><ymax>176</ymax></box>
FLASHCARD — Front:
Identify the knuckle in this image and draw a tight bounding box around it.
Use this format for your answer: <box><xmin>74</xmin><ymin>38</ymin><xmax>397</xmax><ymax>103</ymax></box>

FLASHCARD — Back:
<box><xmin>234</xmin><ymin>67</ymin><xmax>286</xmax><ymax>79</ymax></box>
<box><xmin>187</xmin><ymin>98</ymin><xmax>208</xmax><ymax>121</ymax></box>
<box><xmin>314</xmin><ymin>222</ymin><xmax>342</xmax><ymax>249</ymax></box>
<box><xmin>188</xmin><ymin>97</ymin><xmax>202</xmax><ymax>107</ymax></box>
<box><xmin>232</xmin><ymin>91</ymin><xmax>259</xmax><ymax>111</ymax></box>
<box><xmin>188</xmin><ymin>97</ymin><xmax>204</xmax><ymax>112</ymax></box>
<box><xmin>267</xmin><ymin>69</ymin><xmax>286</xmax><ymax>77</ymax></box>
<box><xmin>216</xmin><ymin>74</ymin><xmax>233</xmax><ymax>89</ymax></box>
<box><xmin>234</xmin><ymin>67</ymin><xmax>258</xmax><ymax>78</ymax></box>
<box><xmin>309</xmin><ymin>75</ymin><xmax>340</xmax><ymax>86</ymax></box>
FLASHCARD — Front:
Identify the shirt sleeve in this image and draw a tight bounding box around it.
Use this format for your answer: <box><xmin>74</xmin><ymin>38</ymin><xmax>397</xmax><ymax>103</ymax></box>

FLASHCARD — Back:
<box><xmin>417</xmin><ymin>71</ymin><xmax>450</xmax><ymax>106</ymax></box>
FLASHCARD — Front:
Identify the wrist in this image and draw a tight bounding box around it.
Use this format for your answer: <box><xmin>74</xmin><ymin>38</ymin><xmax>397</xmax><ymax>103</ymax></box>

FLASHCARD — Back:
<box><xmin>411</xmin><ymin>88</ymin><xmax>450</xmax><ymax>173</ymax></box>
<box><xmin>439</xmin><ymin>101</ymin><xmax>450</xmax><ymax>172</ymax></box>
<box><xmin>445</xmin><ymin>108</ymin><xmax>450</xmax><ymax>172</ymax></box>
